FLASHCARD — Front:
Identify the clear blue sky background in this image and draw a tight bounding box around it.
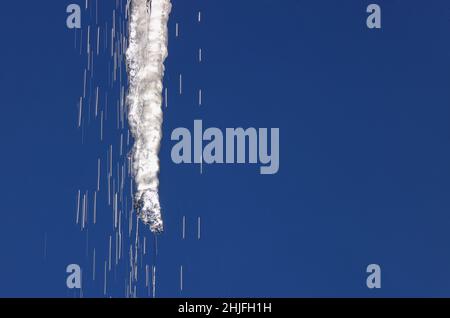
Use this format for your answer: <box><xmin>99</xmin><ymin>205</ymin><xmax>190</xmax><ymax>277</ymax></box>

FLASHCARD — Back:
<box><xmin>1</xmin><ymin>0</ymin><xmax>450</xmax><ymax>297</ymax></box>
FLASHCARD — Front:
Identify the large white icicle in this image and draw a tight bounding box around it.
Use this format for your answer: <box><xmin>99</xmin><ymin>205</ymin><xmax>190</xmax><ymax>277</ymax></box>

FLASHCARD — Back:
<box><xmin>126</xmin><ymin>0</ymin><xmax>172</xmax><ymax>233</ymax></box>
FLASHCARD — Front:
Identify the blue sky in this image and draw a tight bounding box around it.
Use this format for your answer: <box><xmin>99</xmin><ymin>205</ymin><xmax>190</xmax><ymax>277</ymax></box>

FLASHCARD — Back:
<box><xmin>1</xmin><ymin>0</ymin><xmax>450</xmax><ymax>297</ymax></box>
